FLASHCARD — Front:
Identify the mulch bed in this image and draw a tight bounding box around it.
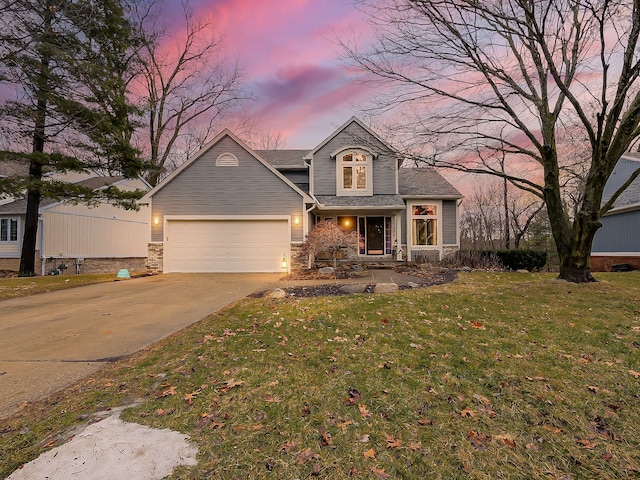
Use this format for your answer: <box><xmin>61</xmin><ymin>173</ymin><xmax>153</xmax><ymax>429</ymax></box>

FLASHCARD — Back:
<box><xmin>252</xmin><ymin>266</ymin><xmax>459</xmax><ymax>298</ymax></box>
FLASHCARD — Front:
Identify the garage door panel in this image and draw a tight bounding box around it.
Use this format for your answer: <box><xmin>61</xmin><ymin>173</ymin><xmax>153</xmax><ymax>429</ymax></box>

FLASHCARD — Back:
<box><xmin>164</xmin><ymin>219</ymin><xmax>289</xmax><ymax>273</ymax></box>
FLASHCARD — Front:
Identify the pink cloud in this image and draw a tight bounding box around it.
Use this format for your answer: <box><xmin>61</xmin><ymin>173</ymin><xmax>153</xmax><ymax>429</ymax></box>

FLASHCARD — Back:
<box><xmin>172</xmin><ymin>0</ymin><xmax>375</xmax><ymax>146</ymax></box>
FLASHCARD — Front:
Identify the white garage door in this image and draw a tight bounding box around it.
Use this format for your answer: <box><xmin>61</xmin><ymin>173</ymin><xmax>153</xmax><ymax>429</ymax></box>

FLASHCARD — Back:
<box><xmin>164</xmin><ymin>219</ymin><xmax>289</xmax><ymax>273</ymax></box>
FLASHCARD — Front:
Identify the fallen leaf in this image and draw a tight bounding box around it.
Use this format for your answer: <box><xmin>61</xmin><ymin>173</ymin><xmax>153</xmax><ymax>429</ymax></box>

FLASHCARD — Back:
<box><xmin>473</xmin><ymin>394</ymin><xmax>491</xmax><ymax>405</ymax></box>
<box><xmin>460</xmin><ymin>407</ymin><xmax>476</xmax><ymax>417</ymax></box>
<box><xmin>251</xmin><ymin>423</ymin><xmax>263</xmax><ymax>431</ymax></box>
<box><xmin>471</xmin><ymin>321</ymin><xmax>486</xmax><ymax>330</ymax></box>
<box><xmin>370</xmin><ymin>466</ymin><xmax>391</xmax><ymax>479</ymax></box>
<box><xmin>359</xmin><ymin>434</ymin><xmax>370</xmax><ymax>443</ymax></box>
<box><xmin>319</xmin><ymin>427</ymin><xmax>332</xmax><ymax>446</ymax></box>
<box><xmin>601</xmin><ymin>452</ymin><xmax>614</xmax><ymax>461</ymax></box>
<box><xmin>363</xmin><ymin>448</ymin><xmax>376</xmax><ymax>459</ymax></box>
<box><xmin>468</xmin><ymin>430</ymin><xmax>491</xmax><ymax>450</ymax></box>
<box><xmin>495</xmin><ymin>434</ymin><xmax>516</xmax><ymax>448</ymax></box>
<box><xmin>628</xmin><ymin>370</ymin><xmax>640</xmax><ymax>378</ymax></box>
<box><xmin>358</xmin><ymin>403</ymin><xmax>372</xmax><ymax>418</ymax></box>
<box><xmin>278</xmin><ymin>441</ymin><xmax>296</xmax><ymax>453</ymax></box>
<box><xmin>384</xmin><ymin>432</ymin><xmax>402</xmax><ymax>449</ymax></box>
<box><xmin>183</xmin><ymin>389</ymin><xmax>201</xmax><ymax>406</ymax></box>
<box><xmin>264</xmin><ymin>395</ymin><xmax>282</xmax><ymax>403</ymax></box>
<box><xmin>312</xmin><ymin>463</ymin><xmax>322</xmax><ymax>476</ymax></box>
<box><xmin>410</xmin><ymin>343</ymin><xmax>425</xmax><ymax>350</ymax></box>
<box><xmin>295</xmin><ymin>448</ymin><xmax>319</xmax><ymax>464</ymax></box>
<box><xmin>525</xmin><ymin>442</ymin><xmax>539</xmax><ymax>451</ymax></box>
<box><xmin>343</xmin><ymin>388</ymin><xmax>362</xmax><ymax>406</ymax></box>
<box><xmin>409</xmin><ymin>441</ymin><xmax>422</xmax><ymax>451</ymax></box>
<box><xmin>338</xmin><ymin>420</ymin><xmax>353</xmax><ymax>432</ymax></box>
<box><xmin>160</xmin><ymin>386</ymin><xmax>176</xmax><ymax>397</ymax></box>
<box><xmin>576</xmin><ymin>438</ymin><xmax>598</xmax><ymax>449</ymax></box>
<box><xmin>587</xmin><ymin>386</ymin><xmax>600</xmax><ymax>393</ymax></box>
<box><xmin>418</xmin><ymin>418</ymin><xmax>434</xmax><ymax>426</ymax></box>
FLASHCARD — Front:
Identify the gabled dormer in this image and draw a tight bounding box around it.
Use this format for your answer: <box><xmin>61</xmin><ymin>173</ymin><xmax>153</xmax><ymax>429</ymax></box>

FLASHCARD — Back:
<box><xmin>305</xmin><ymin>117</ymin><xmax>398</xmax><ymax>197</ymax></box>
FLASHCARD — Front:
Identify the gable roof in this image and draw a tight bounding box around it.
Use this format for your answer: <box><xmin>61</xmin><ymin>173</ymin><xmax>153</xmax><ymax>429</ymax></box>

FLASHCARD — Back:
<box><xmin>303</xmin><ymin>117</ymin><xmax>393</xmax><ymax>160</ymax></box>
<box><xmin>603</xmin><ymin>154</ymin><xmax>640</xmax><ymax>213</ymax></box>
<box><xmin>0</xmin><ymin>176</ymin><xmax>140</xmax><ymax>215</ymax></box>
<box><xmin>398</xmin><ymin>168</ymin><xmax>463</xmax><ymax>198</ymax></box>
<box><xmin>141</xmin><ymin>130</ymin><xmax>312</xmax><ymax>203</ymax></box>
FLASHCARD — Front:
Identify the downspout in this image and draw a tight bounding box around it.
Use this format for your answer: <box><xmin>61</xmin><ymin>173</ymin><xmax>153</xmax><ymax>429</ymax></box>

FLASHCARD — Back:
<box><xmin>39</xmin><ymin>216</ymin><xmax>45</xmax><ymax>276</ymax></box>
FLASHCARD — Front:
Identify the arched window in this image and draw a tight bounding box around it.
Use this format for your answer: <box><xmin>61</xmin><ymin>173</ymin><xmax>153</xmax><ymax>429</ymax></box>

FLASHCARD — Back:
<box><xmin>216</xmin><ymin>153</ymin><xmax>238</xmax><ymax>166</ymax></box>
<box><xmin>336</xmin><ymin>149</ymin><xmax>372</xmax><ymax>196</ymax></box>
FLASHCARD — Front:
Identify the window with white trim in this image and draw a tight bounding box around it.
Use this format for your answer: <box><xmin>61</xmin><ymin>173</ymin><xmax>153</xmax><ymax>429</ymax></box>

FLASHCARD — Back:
<box><xmin>336</xmin><ymin>150</ymin><xmax>372</xmax><ymax>196</ymax></box>
<box><xmin>0</xmin><ymin>218</ymin><xmax>18</xmax><ymax>242</ymax></box>
<box><xmin>412</xmin><ymin>205</ymin><xmax>437</xmax><ymax>246</ymax></box>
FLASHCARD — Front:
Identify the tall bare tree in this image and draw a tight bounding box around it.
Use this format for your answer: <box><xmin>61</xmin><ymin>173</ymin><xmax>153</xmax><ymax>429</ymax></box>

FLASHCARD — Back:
<box><xmin>344</xmin><ymin>0</ymin><xmax>640</xmax><ymax>282</ymax></box>
<box><xmin>130</xmin><ymin>0</ymin><xmax>248</xmax><ymax>186</ymax></box>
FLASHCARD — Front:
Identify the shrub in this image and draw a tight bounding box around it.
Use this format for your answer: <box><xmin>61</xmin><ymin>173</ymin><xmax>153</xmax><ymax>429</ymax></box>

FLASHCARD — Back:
<box><xmin>492</xmin><ymin>249</ymin><xmax>547</xmax><ymax>271</ymax></box>
<box><xmin>440</xmin><ymin>250</ymin><xmax>504</xmax><ymax>270</ymax></box>
<box><xmin>302</xmin><ymin>222</ymin><xmax>361</xmax><ymax>269</ymax></box>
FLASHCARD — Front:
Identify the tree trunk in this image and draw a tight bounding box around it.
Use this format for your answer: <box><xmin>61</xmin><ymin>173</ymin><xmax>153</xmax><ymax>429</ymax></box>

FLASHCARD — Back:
<box><xmin>555</xmin><ymin>212</ymin><xmax>601</xmax><ymax>283</ymax></box>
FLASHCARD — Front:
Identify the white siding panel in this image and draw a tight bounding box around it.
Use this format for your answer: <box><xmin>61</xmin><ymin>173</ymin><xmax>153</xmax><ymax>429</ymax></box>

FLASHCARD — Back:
<box><xmin>42</xmin><ymin>206</ymin><xmax>149</xmax><ymax>257</ymax></box>
<box><xmin>164</xmin><ymin>219</ymin><xmax>289</xmax><ymax>273</ymax></box>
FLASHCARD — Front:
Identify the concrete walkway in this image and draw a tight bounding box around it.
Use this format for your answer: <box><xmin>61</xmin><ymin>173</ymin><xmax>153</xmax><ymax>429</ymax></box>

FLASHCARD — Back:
<box><xmin>0</xmin><ymin>273</ymin><xmax>281</xmax><ymax>419</ymax></box>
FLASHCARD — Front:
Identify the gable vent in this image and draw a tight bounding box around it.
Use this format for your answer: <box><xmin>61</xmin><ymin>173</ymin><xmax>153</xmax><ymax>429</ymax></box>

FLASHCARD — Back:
<box><xmin>216</xmin><ymin>153</ymin><xmax>239</xmax><ymax>166</ymax></box>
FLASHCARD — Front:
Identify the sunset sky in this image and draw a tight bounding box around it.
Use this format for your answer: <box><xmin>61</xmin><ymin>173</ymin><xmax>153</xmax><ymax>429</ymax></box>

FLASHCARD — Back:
<box><xmin>165</xmin><ymin>0</ymin><xmax>376</xmax><ymax>148</ymax></box>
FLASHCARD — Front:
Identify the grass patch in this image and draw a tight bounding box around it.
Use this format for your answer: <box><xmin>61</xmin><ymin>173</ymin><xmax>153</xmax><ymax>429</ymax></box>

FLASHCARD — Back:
<box><xmin>1</xmin><ymin>272</ymin><xmax>639</xmax><ymax>479</ymax></box>
<box><xmin>0</xmin><ymin>273</ymin><xmax>118</xmax><ymax>300</ymax></box>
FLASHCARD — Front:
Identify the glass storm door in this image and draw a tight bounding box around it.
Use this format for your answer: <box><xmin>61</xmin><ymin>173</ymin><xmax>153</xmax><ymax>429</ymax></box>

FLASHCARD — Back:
<box><xmin>366</xmin><ymin>217</ymin><xmax>385</xmax><ymax>255</ymax></box>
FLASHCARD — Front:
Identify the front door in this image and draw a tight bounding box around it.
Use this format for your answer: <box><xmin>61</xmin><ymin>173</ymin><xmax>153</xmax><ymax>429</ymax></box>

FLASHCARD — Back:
<box><xmin>366</xmin><ymin>217</ymin><xmax>385</xmax><ymax>255</ymax></box>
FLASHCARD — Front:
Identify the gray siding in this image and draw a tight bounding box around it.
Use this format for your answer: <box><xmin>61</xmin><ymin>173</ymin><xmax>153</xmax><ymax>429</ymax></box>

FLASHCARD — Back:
<box><xmin>592</xmin><ymin>210</ymin><xmax>640</xmax><ymax>252</ymax></box>
<box><xmin>280</xmin><ymin>170</ymin><xmax>309</xmax><ymax>193</ymax></box>
<box><xmin>442</xmin><ymin>200</ymin><xmax>458</xmax><ymax>245</ymax></box>
<box><xmin>151</xmin><ymin>135</ymin><xmax>305</xmax><ymax>242</ymax></box>
<box><xmin>313</xmin><ymin>122</ymin><xmax>396</xmax><ymax>195</ymax></box>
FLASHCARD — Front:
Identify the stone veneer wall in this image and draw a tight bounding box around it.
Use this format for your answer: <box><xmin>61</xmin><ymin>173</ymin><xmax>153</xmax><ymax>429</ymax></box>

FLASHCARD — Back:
<box><xmin>1</xmin><ymin>254</ymin><xmax>144</xmax><ymax>275</ymax></box>
<box><xmin>1</xmin><ymin>252</ymin><xmax>44</xmax><ymax>275</ymax></box>
<box><xmin>146</xmin><ymin>242</ymin><xmax>164</xmax><ymax>275</ymax></box>
<box><xmin>590</xmin><ymin>255</ymin><xmax>639</xmax><ymax>272</ymax></box>
<box><xmin>42</xmin><ymin>257</ymin><xmax>146</xmax><ymax>275</ymax></box>
<box><xmin>290</xmin><ymin>243</ymin><xmax>307</xmax><ymax>271</ymax></box>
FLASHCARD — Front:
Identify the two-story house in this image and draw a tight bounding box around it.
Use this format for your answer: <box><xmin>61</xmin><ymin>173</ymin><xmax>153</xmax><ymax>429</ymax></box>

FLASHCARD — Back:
<box><xmin>141</xmin><ymin>117</ymin><xmax>462</xmax><ymax>273</ymax></box>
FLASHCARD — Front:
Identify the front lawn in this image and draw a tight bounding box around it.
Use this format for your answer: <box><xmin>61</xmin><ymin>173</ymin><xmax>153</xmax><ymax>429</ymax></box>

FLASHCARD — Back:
<box><xmin>0</xmin><ymin>273</ymin><xmax>120</xmax><ymax>300</ymax></box>
<box><xmin>1</xmin><ymin>272</ymin><xmax>639</xmax><ymax>479</ymax></box>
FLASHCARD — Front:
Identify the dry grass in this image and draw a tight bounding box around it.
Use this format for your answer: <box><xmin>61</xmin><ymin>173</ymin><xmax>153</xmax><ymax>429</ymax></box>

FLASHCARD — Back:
<box><xmin>1</xmin><ymin>272</ymin><xmax>639</xmax><ymax>479</ymax></box>
<box><xmin>0</xmin><ymin>273</ymin><xmax>125</xmax><ymax>300</ymax></box>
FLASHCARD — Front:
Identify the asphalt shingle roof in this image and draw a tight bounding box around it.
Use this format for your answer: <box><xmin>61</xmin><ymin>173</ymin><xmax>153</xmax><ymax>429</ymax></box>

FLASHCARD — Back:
<box><xmin>315</xmin><ymin>195</ymin><xmax>406</xmax><ymax>208</ymax></box>
<box><xmin>398</xmin><ymin>168</ymin><xmax>463</xmax><ymax>197</ymax></box>
<box><xmin>0</xmin><ymin>176</ymin><xmax>126</xmax><ymax>215</ymax></box>
<box><xmin>256</xmin><ymin>150</ymin><xmax>309</xmax><ymax>168</ymax></box>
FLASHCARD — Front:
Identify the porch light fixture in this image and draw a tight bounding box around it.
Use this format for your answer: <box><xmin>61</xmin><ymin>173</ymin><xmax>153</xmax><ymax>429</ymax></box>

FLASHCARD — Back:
<box><xmin>281</xmin><ymin>254</ymin><xmax>288</xmax><ymax>271</ymax></box>
<box><xmin>294</xmin><ymin>216</ymin><xmax>300</xmax><ymax>225</ymax></box>
<box><xmin>153</xmin><ymin>216</ymin><xmax>159</xmax><ymax>225</ymax></box>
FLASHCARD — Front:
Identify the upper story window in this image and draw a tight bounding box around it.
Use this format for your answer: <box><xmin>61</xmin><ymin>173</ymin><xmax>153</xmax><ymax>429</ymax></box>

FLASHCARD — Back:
<box><xmin>0</xmin><ymin>218</ymin><xmax>18</xmax><ymax>242</ymax></box>
<box><xmin>336</xmin><ymin>150</ymin><xmax>372</xmax><ymax>196</ymax></box>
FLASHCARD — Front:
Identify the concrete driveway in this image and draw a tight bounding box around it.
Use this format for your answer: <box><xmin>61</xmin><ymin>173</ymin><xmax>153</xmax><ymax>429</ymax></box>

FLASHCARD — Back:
<box><xmin>0</xmin><ymin>273</ymin><xmax>281</xmax><ymax>419</ymax></box>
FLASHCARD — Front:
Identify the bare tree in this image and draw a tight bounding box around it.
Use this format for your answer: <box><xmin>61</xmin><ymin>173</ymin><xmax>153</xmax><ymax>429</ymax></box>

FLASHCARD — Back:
<box><xmin>343</xmin><ymin>0</ymin><xmax>640</xmax><ymax>282</ymax></box>
<box><xmin>303</xmin><ymin>222</ymin><xmax>361</xmax><ymax>269</ymax></box>
<box><xmin>130</xmin><ymin>0</ymin><xmax>249</xmax><ymax>186</ymax></box>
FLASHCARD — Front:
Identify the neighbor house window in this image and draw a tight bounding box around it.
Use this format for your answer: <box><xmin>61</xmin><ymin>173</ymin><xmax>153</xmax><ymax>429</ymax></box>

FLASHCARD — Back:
<box><xmin>337</xmin><ymin>150</ymin><xmax>372</xmax><ymax>196</ymax></box>
<box><xmin>0</xmin><ymin>218</ymin><xmax>18</xmax><ymax>242</ymax></box>
<box><xmin>412</xmin><ymin>205</ymin><xmax>437</xmax><ymax>246</ymax></box>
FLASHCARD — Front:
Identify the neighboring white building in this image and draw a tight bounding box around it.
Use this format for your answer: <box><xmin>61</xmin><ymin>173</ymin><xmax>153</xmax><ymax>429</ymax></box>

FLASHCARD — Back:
<box><xmin>0</xmin><ymin>171</ymin><xmax>150</xmax><ymax>275</ymax></box>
